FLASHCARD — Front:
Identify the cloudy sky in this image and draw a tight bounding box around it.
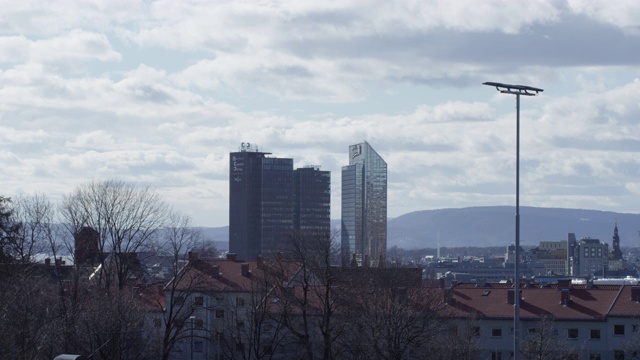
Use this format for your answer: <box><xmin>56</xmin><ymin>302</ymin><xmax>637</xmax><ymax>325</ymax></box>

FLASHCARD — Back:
<box><xmin>2</xmin><ymin>0</ymin><xmax>640</xmax><ymax>227</ymax></box>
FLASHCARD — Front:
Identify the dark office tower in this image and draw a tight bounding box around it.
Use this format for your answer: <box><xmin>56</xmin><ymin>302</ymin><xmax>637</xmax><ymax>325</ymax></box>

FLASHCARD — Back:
<box><xmin>341</xmin><ymin>141</ymin><xmax>387</xmax><ymax>267</ymax></box>
<box><xmin>229</xmin><ymin>143</ymin><xmax>294</xmax><ymax>260</ymax></box>
<box><xmin>294</xmin><ymin>166</ymin><xmax>331</xmax><ymax>232</ymax></box>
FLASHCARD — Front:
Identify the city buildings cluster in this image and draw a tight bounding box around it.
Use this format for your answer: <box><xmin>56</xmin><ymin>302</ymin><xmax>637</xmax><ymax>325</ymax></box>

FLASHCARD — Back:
<box><xmin>430</xmin><ymin>224</ymin><xmax>634</xmax><ymax>283</ymax></box>
<box><xmin>229</xmin><ymin>141</ymin><xmax>388</xmax><ymax>266</ymax></box>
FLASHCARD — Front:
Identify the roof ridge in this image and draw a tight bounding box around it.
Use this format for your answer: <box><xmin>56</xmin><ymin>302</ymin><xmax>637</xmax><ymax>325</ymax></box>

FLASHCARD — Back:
<box><xmin>606</xmin><ymin>284</ymin><xmax>626</xmax><ymax>316</ymax></box>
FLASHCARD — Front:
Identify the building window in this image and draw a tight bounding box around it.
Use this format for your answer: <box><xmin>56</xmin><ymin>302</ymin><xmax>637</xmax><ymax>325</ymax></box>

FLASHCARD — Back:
<box><xmin>491</xmin><ymin>328</ymin><xmax>502</xmax><ymax>338</ymax></box>
<box><xmin>633</xmin><ymin>324</ymin><xmax>639</xmax><ymax>333</ymax></box>
<box><xmin>614</xmin><ymin>324</ymin><xmax>625</xmax><ymax>336</ymax></box>
<box><xmin>215</xmin><ymin>309</ymin><xmax>225</xmax><ymax>318</ymax></box>
<box><xmin>195</xmin><ymin>318</ymin><xmax>204</xmax><ymax>328</ymax></box>
<box><xmin>567</xmin><ymin>353</ymin><xmax>579</xmax><ymax>360</ymax></box>
<box><xmin>174</xmin><ymin>296</ymin><xmax>185</xmax><ymax>305</ymax></box>
<box><xmin>590</xmin><ymin>354</ymin><xmax>601</xmax><ymax>360</ymax></box>
<box><xmin>614</xmin><ymin>350</ymin><xmax>625</xmax><ymax>360</ymax></box>
<box><xmin>194</xmin><ymin>296</ymin><xmax>204</xmax><ymax>306</ymax></box>
<box><xmin>236</xmin><ymin>342</ymin><xmax>244</xmax><ymax>352</ymax></box>
<box><xmin>236</xmin><ymin>297</ymin><xmax>245</xmax><ymax>307</ymax></box>
<box><xmin>491</xmin><ymin>351</ymin><xmax>502</xmax><ymax>360</ymax></box>
<box><xmin>194</xmin><ymin>341</ymin><xmax>203</xmax><ymax>353</ymax></box>
<box><xmin>528</xmin><ymin>328</ymin><xmax>538</xmax><ymax>334</ymax></box>
<box><xmin>590</xmin><ymin>329</ymin><xmax>601</xmax><ymax>340</ymax></box>
<box><xmin>568</xmin><ymin>328</ymin><xmax>579</xmax><ymax>339</ymax></box>
<box><xmin>153</xmin><ymin>318</ymin><xmax>162</xmax><ymax>328</ymax></box>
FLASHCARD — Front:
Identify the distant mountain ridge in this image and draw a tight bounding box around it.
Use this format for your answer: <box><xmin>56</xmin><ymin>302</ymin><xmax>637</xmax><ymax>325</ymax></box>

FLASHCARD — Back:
<box><xmin>200</xmin><ymin>206</ymin><xmax>640</xmax><ymax>251</ymax></box>
<box><xmin>389</xmin><ymin>206</ymin><xmax>640</xmax><ymax>249</ymax></box>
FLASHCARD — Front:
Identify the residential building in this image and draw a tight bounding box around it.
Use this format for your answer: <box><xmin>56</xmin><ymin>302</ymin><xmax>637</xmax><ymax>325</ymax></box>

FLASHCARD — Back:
<box><xmin>229</xmin><ymin>143</ymin><xmax>330</xmax><ymax>260</ymax></box>
<box><xmin>341</xmin><ymin>141</ymin><xmax>387</xmax><ymax>267</ymax></box>
<box><xmin>165</xmin><ymin>253</ymin><xmax>257</xmax><ymax>360</ymax></box>
<box><xmin>442</xmin><ymin>281</ymin><xmax>640</xmax><ymax>359</ymax></box>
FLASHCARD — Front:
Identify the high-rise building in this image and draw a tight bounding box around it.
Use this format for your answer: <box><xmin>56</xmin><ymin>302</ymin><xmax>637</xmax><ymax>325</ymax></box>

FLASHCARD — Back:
<box><xmin>341</xmin><ymin>141</ymin><xmax>387</xmax><ymax>267</ymax></box>
<box><xmin>229</xmin><ymin>143</ymin><xmax>330</xmax><ymax>260</ymax></box>
<box><xmin>293</xmin><ymin>166</ymin><xmax>331</xmax><ymax>232</ymax></box>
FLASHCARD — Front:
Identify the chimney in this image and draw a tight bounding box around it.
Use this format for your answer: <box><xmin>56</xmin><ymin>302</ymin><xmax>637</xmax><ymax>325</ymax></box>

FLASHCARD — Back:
<box><xmin>631</xmin><ymin>286</ymin><xmax>640</xmax><ymax>302</ymax></box>
<box><xmin>256</xmin><ymin>255</ymin><xmax>263</xmax><ymax>268</ymax></box>
<box><xmin>558</xmin><ymin>278</ymin><xmax>571</xmax><ymax>290</ymax></box>
<box><xmin>586</xmin><ymin>278</ymin><xmax>594</xmax><ymax>289</ymax></box>
<box><xmin>507</xmin><ymin>289</ymin><xmax>522</xmax><ymax>305</ymax></box>
<box><xmin>212</xmin><ymin>265</ymin><xmax>219</xmax><ymax>277</ymax></box>
<box><xmin>241</xmin><ymin>263</ymin><xmax>250</xmax><ymax>276</ymax></box>
<box><xmin>364</xmin><ymin>254</ymin><xmax>370</xmax><ymax>268</ymax></box>
<box><xmin>226</xmin><ymin>253</ymin><xmax>237</xmax><ymax>262</ymax></box>
<box><xmin>188</xmin><ymin>251</ymin><xmax>198</xmax><ymax>263</ymax></box>
<box><xmin>438</xmin><ymin>277</ymin><xmax>446</xmax><ymax>289</ymax></box>
<box><xmin>55</xmin><ymin>257</ymin><xmax>62</xmax><ymax>267</ymax></box>
<box><xmin>443</xmin><ymin>287</ymin><xmax>453</xmax><ymax>304</ymax></box>
<box><xmin>560</xmin><ymin>288</ymin><xmax>571</xmax><ymax>306</ymax></box>
<box><xmin>45</xmin><ymin>258</ymin><xmax>51</xmax><ymax>266</ymax></box>
<box><xmin>350</xmin><ymin>253</ymin><xmax>358</xmax><ymax>268</ymax></box>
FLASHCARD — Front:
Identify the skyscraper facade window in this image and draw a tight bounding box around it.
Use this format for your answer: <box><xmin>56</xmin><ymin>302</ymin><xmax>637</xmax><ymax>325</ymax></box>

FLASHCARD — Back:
<box><xmin>229</xmin><ymin>143</ymin><xmax>330</xmax><ymax>260</ymax></box>
<box><xmin>341</xmin><ymin>141</ymin><xmax>387</xmax><ymax>267</ymax></box>
<box><xmin>294</xmin><ymin>166</ymin><xmax>331</xmax><ymax>232</ymax></box>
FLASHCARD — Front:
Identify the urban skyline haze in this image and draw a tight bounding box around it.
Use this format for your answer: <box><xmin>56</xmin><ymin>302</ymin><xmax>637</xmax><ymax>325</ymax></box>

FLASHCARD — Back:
<box><xmin>2</xmin><ymin>1</ymin><xmax>640</xmax><ymax>227</ymax></box>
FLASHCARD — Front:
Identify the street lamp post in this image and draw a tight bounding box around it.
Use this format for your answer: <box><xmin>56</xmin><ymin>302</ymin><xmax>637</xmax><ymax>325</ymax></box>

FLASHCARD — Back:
<box><xmin>483</xmin><ymin>82</ymin><xmax>543</xmax><ymax>360</ymax></box>
<box><xmin>189</xmin><ymin>315</ymin><xmax>196</xmax><ymax>360</ymax></box>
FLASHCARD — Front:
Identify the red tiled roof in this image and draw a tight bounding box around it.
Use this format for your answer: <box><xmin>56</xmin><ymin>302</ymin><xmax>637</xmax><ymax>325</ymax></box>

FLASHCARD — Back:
<box><xmin>444</xmin><ymin>284</ymin><xmax>623</xmax><ymax>321</ymax></box>
<box><xmin>607</xmin><ymin>285</ymin><xmax>640</xmax><ymax>317</ymax></box>
<box><xmin>168</xmin><ymin>259</ymin><xmax>259</xmax><ymax>293</ymax></box>
<box><xmin>138</xmin><ymin>284</ymin><xmax>166</xmax><ymax>312</ymax></box>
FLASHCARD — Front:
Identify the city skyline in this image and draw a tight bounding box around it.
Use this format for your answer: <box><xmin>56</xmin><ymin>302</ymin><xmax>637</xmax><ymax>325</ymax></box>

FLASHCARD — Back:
<box><xmin>3</xmin><ymin>2</ymin><xmax>640</xmax><ymax>227</ymax></box>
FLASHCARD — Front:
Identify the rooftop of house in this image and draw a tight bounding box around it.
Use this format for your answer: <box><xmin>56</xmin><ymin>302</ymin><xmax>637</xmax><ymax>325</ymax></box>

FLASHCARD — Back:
<box><xmin>168</xmin><ymin>253</ymin><xmax>259</xmax><ymax>293</ymax></box>
<box><xmin>443</xmin><ymin>282</ymin><xmax>640</xmax><ymax>321</ymax></box>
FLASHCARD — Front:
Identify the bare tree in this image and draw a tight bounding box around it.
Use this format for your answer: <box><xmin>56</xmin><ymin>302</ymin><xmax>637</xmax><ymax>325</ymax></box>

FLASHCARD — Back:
<box><xmin>268</xmin><ymin>230</ymin><xmax>346</xmax><ymax>360</ymax></box>
<box><xmin>60</xmin><ymin>180</ymin><xmax>169</xmax><ymax>290</ymax></box>
<box><xmin>153</xmin><ymin>211</ymin><xmax>205</xmax><ymax>360</ymax></box>
<box><xmin>9</xmin><ymin>193</ymin><xmax>60</xmax><ymax>263</ymax></box>
<box><xmin>521</xmin><ymin>317</ymin><xmax>573</xmax><ymax>360</ymax></box>
<box><xmin>218</xmin><ymin>258</ymin><xmax>291</xmax><ymax>360</ymax></box>
<box><xmin>340</xmin><ymin>271</ymin><xmax>444</xmax><ymax>360</ymax></box>
<box><xmin>430</xmin><ymin>318</ymin><xmax>480</xmax><ymax>360</ymax></box>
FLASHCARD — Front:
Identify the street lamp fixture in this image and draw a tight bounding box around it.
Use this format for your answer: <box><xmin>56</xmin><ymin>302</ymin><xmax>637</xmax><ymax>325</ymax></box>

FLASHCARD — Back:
<box><xmin>483</xmin><ymin>81</ymin><xmax>543</xmax><ymax>360</ymax></box>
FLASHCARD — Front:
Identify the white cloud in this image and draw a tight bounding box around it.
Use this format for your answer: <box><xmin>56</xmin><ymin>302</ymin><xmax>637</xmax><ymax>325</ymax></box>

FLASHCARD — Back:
<box><xmin>2</xmin><ymin>1</ymin><xmax>640</xmax><ymax>227</ymax></box>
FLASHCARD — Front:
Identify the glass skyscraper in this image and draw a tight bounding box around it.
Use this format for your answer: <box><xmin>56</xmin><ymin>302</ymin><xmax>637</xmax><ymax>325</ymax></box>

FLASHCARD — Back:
<box><xmin>229</xmin><ymin>143</ymin><xmax>330</xmax><ymax>260</ymax></box>
<box><xmin>341</xmin><ymin>141</ymin><xmax>387</xmax><ymax>267</ymax></box>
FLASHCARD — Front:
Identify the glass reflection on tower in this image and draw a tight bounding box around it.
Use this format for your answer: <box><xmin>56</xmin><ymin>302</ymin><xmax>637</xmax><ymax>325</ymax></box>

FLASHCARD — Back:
<box><xmin>341</xmin><ymin>141</ymin><xmax>387</xmax><ymax>267</ymax></box>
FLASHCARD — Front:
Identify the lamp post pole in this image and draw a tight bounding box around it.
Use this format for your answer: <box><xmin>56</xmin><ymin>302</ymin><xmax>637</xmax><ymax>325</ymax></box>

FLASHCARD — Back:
<box><xmin>483</xmin><ymin>82</ymin><xmax>543</xmax><ymax>360</ymax></box>
<box><xmin>190</xmin><ymin>315</ymin><xmax>196</xmax><ymax>360</ymax></box>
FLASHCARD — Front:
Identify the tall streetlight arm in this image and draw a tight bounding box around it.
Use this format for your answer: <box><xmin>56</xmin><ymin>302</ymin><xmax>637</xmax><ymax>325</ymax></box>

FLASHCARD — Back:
<box><xmin>483</xmin><ymin>81</ymin><xmax>542</xmax><ymax>360</ymax></box>
<box><xmin>483</xmin><ymin>82</ymin><xmax>543</xmax><ymax>96</ymax></box>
